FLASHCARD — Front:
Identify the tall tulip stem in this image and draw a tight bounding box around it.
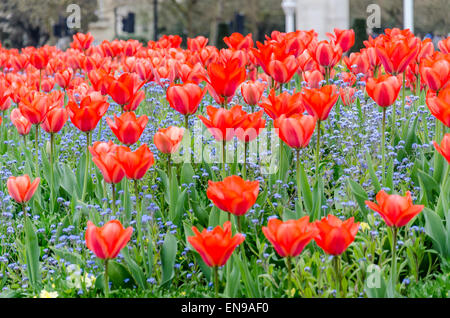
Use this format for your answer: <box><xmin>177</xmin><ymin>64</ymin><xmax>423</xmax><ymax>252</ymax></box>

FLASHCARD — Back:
<box><xmin>333</xmin><ymin>255</ymin><xmax>343</xmax><ymax>297</ymax></box>
<box><xmin>222</xmin><ymin>140</ymin><xmax>226</xmax><ymax>178</ymax></box>
<box><xmin>184</xmin><ymin>115</ymin><xmax>189</xmax><ymax>130</ymax></box>
<box><xmin>81</xmin><ymin>131</ymin><xmax>91</xmax><ymax>201</ymax></box>
<box><xmin>401</xmin><ymin>72</ymin><xmax>406</xmax><ymax>119</ymax></box>
<box><xmin>391</xmin><ymin>226</ymin><xmax>398</xmax><ymax>291</ymax></box>
<box><xmin>111</xmin><ymin>183</ymin><xmax>117</xmax><ymax>215</ymax></box>
<box><xmin>213</xmin><ymin>266</ymin><xmax>219</xmax><ymax>298</ymax></box>
<box><xmin>167</xmin><ymin>154</ymin><xmax>171</xmax><ymax>179</ymax></box>
<box><xmin>104</xmin><ymin>259</ymin><xmax>109</xmax><ymax>298</ymax></box>
<box><xmin>243</xmin><ymin>141</ymin><xmax>248</xmax><ymax>180</ymax></box>
<box><xmin>50</xmin><ymin>133</ymin><xmax>55</xmax><ymax>202</ymax></box>
<box><xmin>286</xmin><ymin>256</ymin><xmax>292</xmax><ymax>296</ymax></box>
<box><xmin>34</xmin><ymin>125</ymin><xmax>40</xmax><ymax>177</ymax></box>
<box><xmin>296</xmin><ymin>149</ymin><xmax>304</xmax><ymax>212</ymax></box>
<box><xmin>315</xmin><ymin>120</ymin><xmax>321</xmax><ymax>182</ymax></box>
<box><xmin>381</xmin><ymin>107</ymin><xmax>386</xmax><ymax>185</ymax></box>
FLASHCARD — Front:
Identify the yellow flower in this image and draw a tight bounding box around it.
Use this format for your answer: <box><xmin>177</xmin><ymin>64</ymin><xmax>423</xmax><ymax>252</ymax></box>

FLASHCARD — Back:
<box><xmin>39</xmin><ymin>290</ymin><xmax>58</xmax><ymax>298</ymax></box>
<box><xmin>360</xmin><ymin>222</ymin><xmax>370</xmax><ymax>231</ymax></box>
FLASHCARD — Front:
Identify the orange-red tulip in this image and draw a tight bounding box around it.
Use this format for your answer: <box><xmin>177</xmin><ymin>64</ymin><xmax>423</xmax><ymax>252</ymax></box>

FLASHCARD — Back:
<box><xmin>241</xmin><ymin>80</ymin><xmax>266</xmax><ymax>106</ymax></box>
<box><xmin>41</xmin><ymin>106</ymin><xmax>68</xmax><ymax>134</ymax></box>
<box><xmin>425</xmin><ymin>86</ymin><xmax>450</xmax><ymax>127</ymax></box>
<box><xmin>223</xmin><ymin>33</ymin><xmax>253</xmax><ymax>50</ymax></box>
<box><xmin>326</xmin><ymin>28</ymin><xmax>355</xmax><ymax>53</ymax></box>
<box><xmin>108</xmin><ymin>73</ymin><xmax>145</xmax><ymax>111</ymax></box>
<box><xmin>198</xmin><ymin>105</ymin><xmax>247</xmax><ymax>141</ymax></box>
<box><xmin>365</xmin><ymin>190</ymin><xmax>424</xmax><ymax>228</ymax></box>
<box><xmin>55</xmin><ymin>68</ymin><xmax>74</xmax><ymax>89</ymax></box>
<box><xmin>89</xmin><ymin>140</ymin><xmax>118</xmax><ymax>158</ymax></box>
<box><xmin>259</xmin><ymin>89</ymin><xmax>304</xmax><ymax>120</ymax></box>
<box><xmin>376</xmin><ymin>36</ymin><xmax>419</xmax><ymax>75</ymax></box>
<box><xmin>274</xmin><ymin>114</ymin><xmax>316</xmax><ymax>149</ymax></box>
<box><xmin>166</xmin><ymin>82</ymin><xmax>205</xmax><ymax>115</ymax></box>
<box><xmin>11</xmin><ymin>108</ymin><xmax>32</xmax><ymax>136</ymax></box>
<box><xmin>92</xmin><ymin>151</ymin><xmax>125</xmax><ymax>184</ymax></box>
<box><xmin>71</xmin><ymin>32</ymin><xmax>94</xmax><ymax>51</ymax></box>
<box><xmin>314</xmin><ymin>215</ymin><xmax>359</xmax><ymax>255</ymax></box>
<box><xmin>116</xmin><ymin>144</ymin><xmax>155</xmax><ymax>180</ymax></box>
<box><xmin>188</xmin><ymin>221</ymin><xmax>245</xmax><ymax>267</ymax></box>
<box><xmin>365</xmin><ymin>74</ymin><xmax>402</xmax><ymax>107</ymax></box>
<box><xmin>420</xmin><ymin>53</ymin><xmax>450</xmax><ymax>92</ymax></box>
<box><xmin>235</xmin><ymin>110</ymin><xmax>266</xmax><ymax>142</ymax></box>
<box><xmin>438</xmin><ymin>37</ymin><xmax>450</xmax><ymax>54</ymax></box>
<box><xmin>7</xmin><ymin>174</ymin><xmax>40</xmax><ymax>204</ymax></box>
<box><xmin>262</xmin><ymin>216</ymin><xmax>318</xmax><ymax>258</ymax></box>
<box><xmin>433</xmin><ymin>133</ymin><xmax>450</xmax><ymax>164</ymax></box>
<box><xmin>339</xmin><ymin>86</ymin><xmax>357</xmax><ymax>106</ymax></box>
<box><xmin>207</xmin><ymin>175</ymin><xmax>259</xmax><ymax>216</ymax></box>
<box><xmin>85</xmin><ymin>220</ymin><xmax>133</xmax><ymax>260</ymax></box>
<box><xmin>67</xmin><ymin>94</ymin><xmax>109</xmax><ymax>132</ymax></box>
<box><xmin>301</xmin><ymin>85</ymin><xmax>339</xmax><ymax>121</ymax></box>
<box><xmin>18</xmin><ymin>91</ymin><xmax>49</xmax><ymax>125</ymax></box>
<box><xmin>313</xmin><ymin>40</ymin><xmax>342</xmax><ymax>69</ymax></box>
<box><xmin>206</xmin><ymin>59</ymin><xmax>246</xmax><ymax>103</ymax></box>
<box><xmin>106</xmin><ymin>111</ymin><xmax>148</xmax><ymax>145</ymax></box>
<box><xmin>153</xmin><ymin>126</ymin><xmax>185</xmax><ymax>154</ymax></box>
<box><xmin>187</xmin><ymin>36</ymin><xmax>209</xmax><ymax>52</ymax></box>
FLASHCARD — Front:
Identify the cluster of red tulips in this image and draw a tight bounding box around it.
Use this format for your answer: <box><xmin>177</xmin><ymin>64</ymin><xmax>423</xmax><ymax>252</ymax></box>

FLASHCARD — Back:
<box><xmin>0</xmin><ymin>26</ymin><xmax>449</xmax><ymax>297</ymax></box>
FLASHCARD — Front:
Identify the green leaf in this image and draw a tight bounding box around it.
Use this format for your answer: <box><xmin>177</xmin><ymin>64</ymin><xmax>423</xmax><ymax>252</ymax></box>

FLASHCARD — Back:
<box><xmin>194</xmin><ymin>253</ymin><xmax>212</xmax><ymax>283</ymax></box>
<box><xmin>180</xmin><ymin>163</ymin><xmax>195</xmax><ymax>185</ymax></box>
<box><xmin>161</xmin><ymin>233</ymin><xmax>177</xmax><ymax>287</ymax></box>
<box><xmin>224</xmin><ymin>258</ymin><xmax>241</xmax><ymax>297</ymax></box>
<box><xmin>298</xmin><ymin>162</ymin><xmax>313</xmax><ymax>213</ymax></box>
<box><xmin>172</xmin><ymin>189</ymin><xmax>187</xmax><ymax>227</ymax></box>
<box><xmin>121</xmin><ymin>248</ymin><xmax>146</xmax><ymax>289</ymax></box>
<box><xmin>107</xmin><ymin>261</ymin><xmax>135</xmax><ymax>289</ymax></box>
<box><xmin>348</xmin><ymin>179</ymin><xmax>369</xmax><ymax>216</ymax></box>
<box><xmin>24</xmin><ymin>218</ymin><xmax>41</xmax><ymax>291</ymax></box>
<box><xmin>417</xmin><ymin>169</ymin><xmax>440</xmax><ymax>204</ymax></box>
<box><xmin>208</xmin><ymin>206</ymin><xmax>221</xmax><ymax>228</ymax></box>
<box><xmin>365</xmin><ymin>152</ymin><xmax>381</xmax><ymax>193</ymax></box>
<box><xmin>60</xmin><ymin>164</ymin><xmax>79</xmax><ymax>199</ymax></box>
<box><xmin>386</xmin><ymin>158</ymin><xmax>394</xmax><ymax>192</ymax></box>
<box><xmin>423</xmin><ymin>207</ymin><xmax>448</xmax><ymax>259</ymax></box>
<box><xmin>156</xmin><ymin>168</ymin><xmax>169</xmax><ymax>204</ymax></box>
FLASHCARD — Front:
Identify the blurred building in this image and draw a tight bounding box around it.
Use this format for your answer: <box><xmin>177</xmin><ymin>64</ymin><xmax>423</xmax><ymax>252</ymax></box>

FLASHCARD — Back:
<box><xmin>88</xmin><ymin>0</ymin><xmax>154</xmax><ymax>44</ymax></box>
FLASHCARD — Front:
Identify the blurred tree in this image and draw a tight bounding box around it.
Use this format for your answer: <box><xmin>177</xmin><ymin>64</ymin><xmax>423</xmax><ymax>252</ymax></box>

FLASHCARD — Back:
<box><xmin>0</xmin><ymin>0</ymin><xmax>98</xmax><ymax>48</ymax></box>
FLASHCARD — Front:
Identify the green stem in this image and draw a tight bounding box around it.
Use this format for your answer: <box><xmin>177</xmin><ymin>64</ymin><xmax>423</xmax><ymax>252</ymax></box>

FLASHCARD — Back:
<box><xmin>34</xmin><ymin>125</ymin><xmax>39</xmax><ymax>177</ymax></box>
<box><xmin>50</xmin><ymin>133</ymin><xmax>55</xmax><ymax>204</ymax></box>
<box><xmin>401</xmin><ymin>72</ymin><xmax>406</xmax><ymax>119</ymax></box>
<box><xmin>167</xmin><ymin>154</ymin><xmax>171</xmax><ymax>179</ymax></box>
<box><xmin>315</xmin><ymin>120</ymin><xmax>321</xmax><ymax>183</ymax></box>
<box><xmin>104</xmin><ymin>259</ymin><xmax>109</xmax><ymax>298</ymax></box>
<box><xmin>39</xmin><ymin>69</ymin><xmax>42</xmax><ymax>92</ymax></box>
<box><xmin>296</xmin><ymin>149</ymin><xmax>304</xmax><ymax>213</ymax></box>
<box><xmin>81</xmin><ymin>131</ymin><xmax>91</xmax><ymax>201</ymax></box>
<box><xmin>184</xmin><ymin>115</ymin><xmax>189</xmax><ymax>130</ymax></box>
<box><xmin>287</xmin><ymin>256</ymin><xmax>292</xmax><ymax>296</ymax></box>
<box><xmin>391</xmin><ymin>226</ymin><xmax>398</xmax><ymax>291</ymax></box>
<box><xmin>23</xmin><ymin>134</ymin><xmax>27</xmax><ymax>147</ymax></box>
<box><xmin>111</xmin><ymin>183</ymin><xmax>117</xmax><ymax>215</ymax></box>
<box><xmin>213</xmin><ymin>266</ymin><xmax>219</xmax><ymax>298</ymax></box>
<box><xmin>243</xmin><ymin>141</ymin><xmax>248</xmax><ymax>180</ymax></box>
<box><xmin>333</xmin><ymin>255</ymin><xmax>343</xmax><ymax>297</ymax></box>
<box><xmin>222</xmin><ymin>140</ymin><xmax>226</xmax><ymax>178</ymax></box>
<box><xmin>381</xmin><ymin>107</ymin><xmax>386</xmax><ymax>185</ymax></box>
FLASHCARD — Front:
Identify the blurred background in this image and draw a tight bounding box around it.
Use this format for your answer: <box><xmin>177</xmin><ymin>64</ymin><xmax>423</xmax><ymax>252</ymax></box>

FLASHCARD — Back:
<box><xmin>0</xmin><ymin>0</ymin><xmax>448</xmax><ymax>49</ymax></box>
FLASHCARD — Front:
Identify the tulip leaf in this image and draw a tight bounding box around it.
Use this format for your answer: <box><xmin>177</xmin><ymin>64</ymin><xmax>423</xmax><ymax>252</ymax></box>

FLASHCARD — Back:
<box><xmin>60</xmin><ymin>163</ymin><xmax>79</xmax><ymax>199</ymax></box>
<box><xmin>364</xmin><ymin>266</ymin><xmax>387</xmax><ymax>298</ymax></box>
<box><xmin>161</xmin><ymin>233</ymin><xmax>177</xmax><ymax>287</ymax></box>
<box><xmin>386</xmin><ymin>158</ymin><xmax>394</xmax><ymax>193</ymax></box>
<box><xmin>52</xmin><ymin>248</ymin><xmax>83</xmax><ymax>266</ymax></box>
<box><xmin>298</xmin><ymin>162</ymin><xmax>313</xmax><ymax>213</ymax></box>
<box><xmin>348</xmin><ymin>179</ymin><xmax>369</xmax><ymax>216</ymax></box>
<box><xmin>224</xmin><ymin>257</ymin><xmax>240</xmax><ymax>297</ymax></box>
<box><xmin>433</xmin><ymin>152</ymin><xmax>444</xmax><ymax>185</ymax></box>
<box><xmin>208</xmin><ymin>206</ymin><xmax>221</xmax><ymax>228</ymax></box>
<box><xmin>417</xmin><ymin>169</ymin><xmax>440</xmax><ymax>204</ymax></box>
<box><xmin>180</xmin><ymin>163</ymin><xmax>195</xmax><ymax>185</ymax></box>
<box><xmin>106</xmin><ymin>261</ymin><xmax>135</xmax><ymax>289</ymax></box>
<box><xmin>190</xmin><ymin>192</ymin><xmax>209</xmax><ymax>227</ymax></box>
<box><xmin>173</xmin><ymin>188</ymin><xmax>187</xmax><ymax>226</ymax></box>
<box><xmin>24</xmin><ymin>218</ymin><xmax>42</xmax><ymax>291</ymax></box>
<box><xmin>121</xmin><ymin>247</ymin><xmax>146</xmax><ymax>289</ymax></box>
<box><xmin>423</xmin><ymin>207</ymin><xmax>449</xmax><ymax>259</ymax></box>
<box><xmin>365</xmin><ymin>151</ymin><xmax>381</xmax><ymax>193</ymax></box>
<box><xmin>194</xmin><ymin>253</ymin><xmax>212</xmax><ymax>283</ymax></box>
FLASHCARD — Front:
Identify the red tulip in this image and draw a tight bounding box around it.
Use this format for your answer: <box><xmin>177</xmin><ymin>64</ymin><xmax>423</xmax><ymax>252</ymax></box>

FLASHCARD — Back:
<box><xmin>235</xmin><ymin>110</ymin><xmax>266</xmax><ymax>142</ymax></box>
<box><xmin>89</xmin><ymin>140</ymin><xmax>118</xmax><ymax>158</ymax></box>
<box><xmin>262</xmin><ymin>216</ymin><xmax>318</xmax><ymax>258</ymax></box>
<box><xmin>438</xmin><ymin>37</ymin><xmax>450</xmax><ymax>54</ymax></box>
<box><xmin>7</xmin><ymin>174</ymin><xmax>40</xmax><ymax>204</ymax></box>
<box><xmin>268</xmin><ymin>55</ymin><xmax>299</xmax><ymax>84</ymax></box>
<box><xmin>365</xmin><ymin>74</ymin><xmax>402</xmax><ymax>107</ymax></box>
<box><xmin>116</xmin><ymin>144</ymin><xmax>155</xmax><ymax>180</ymax></box>
<box><xmin>18</xmin><ymin>91</ymin><xmax>49</xmax><ymax>125</ymax></box>
<box><xmin>29</xmin><ymin>49</ymin><xmax>50</xmax><ymax>70</ymax></box>
<box><xmin>343</xmin><ymin>51</ymin><xmax>370</xmax><ymax>76</ymax></box>
<box><xmin>376</xmin><ymin>36</ymin><xmax>419</xmax><ymax>75</ymax></box>
<box><xmin>67</xmin><ymin>94</ymin><xmax>109</xmax><ymax>132</ymax></box>
<box><xmin>313</xmin><ymin>40</ymin><xmax>342</xmax><ymax>69</ymax></box>
<box><xmin>108</xmin><ymin>73</ymin><xmax>145</xmax><ymax>111</ymax></box>
<box><xmin>153</xmin><ymin>126</ymin><xmax>185</xmax><ymax>154</ymax></box>
<box><xmin>188</xmin><ymin>221</ymin><xmax>245</xmax><ymax>267</ymax></box>
<box><xmin>106</xmin><ymin>111</ymin><xmax>148</xmax><ymax>145</ymax></box>
<box><xmin>207</xmin><ymin>175</ymin><xmax>259</xmax><ymax>216</ymax></box>
<box><xmin>85</xmin><ymin>220</ymin><xmax>133</xmax><ymax>260</ymax></box>
<box><xmin>92</xmin><ymin>151</ymin><xmax>125</xmax><ymax>184</ymax></box>
<box><xmin>365</xmin><ymin>190</ymin><xmax>424</xmax><ymax>228</ymax></box>
<box><xmin>301</xmin><ymin>85</ymin><xmax>339</xmax><ymax>121</ymax></box>
<box><xmin>10</xmin><ymin>108</ymin><xmax>32</xmax><ymax>136</ymax></box>
<box><xmin>314</xmin><ymin>215</ymin><xmax>359</xmax><ymax>255</ymax></box>
<box><xmin>241</xmin><ymin>80</ymin><xmax>266</xmax><ymax>106</ymax></box>
<box><xmin>326</xmin><ymin>28</ymin><xmax>355</xmax><ymax>53</ymax></box>
<box><xmin>176</xmin><ymin>62</ymin><xmax>205</xmax><ymax>84</ymax></box>
<box><xmin>433</xmin><ymin>133</ymin><xmax>450</xmax><ymax>164</ymax></box>
<box><xmin>0</xmin><ymin>83</ymin><xmax>12</xmax><ymax>112</ymax></box>
<box><xmin>187</xmin><ymin>36</ymin><xmax>209</xmax><ymax>52</ymax></box>
<box><xmin>71</xmin><ymin>32</ymin><xmax>94</xmax><ymax>51</ymax></box>
<box><xmin>420</xmin><ymin>53</ymin><xmax>450</xmax><ymax>92</ymax></box>
<box><xmin>425</xmin><ymin>86</ymin><xmax>450</xmax><ymax>127</ymax></box>
<box><xmin>339</xmin><ymin>87</ymin><xmax>357</xmax><ymax>106</ymax></box>
<box><xmin>166</xmin><ymin>82</ymin><xmax>206</xmax><ymax>116</ymax></box>
<box><xmin>303</xmin><ymin>70</ymin><xmax>324</xmax><ymax>89</ymax></box>
<box><xmin>274</xmin><ymin>114</ymin><xmax>316</xmax><ymax>149</ymax></box>
<box><xmin>55</xmin><ymin>68</ymin><xmax>74</xmax><ymax>89</ymax></box>
<box><xmin>198</xmin><ymin>105</ymin><xmax>247</xmax><ymax>141</ymax></box>
<box><xmin>223</xmin><ymin>33</ymin><xmax>254</xmax><ymax>50</ymax></box>
<box><xmin>259</xmin><ymin>89</ymin><xmax>304</xmax><ymax>120</ymax></box>
<box><xmin>205</xmin><ymin>59</ymin><xmax>246</xmax><ymax>104</ymax></box>
<box><xmin>41</xmin><ymin>106</ymin><xmax>68</xmax><ymax>134</ymax></box>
